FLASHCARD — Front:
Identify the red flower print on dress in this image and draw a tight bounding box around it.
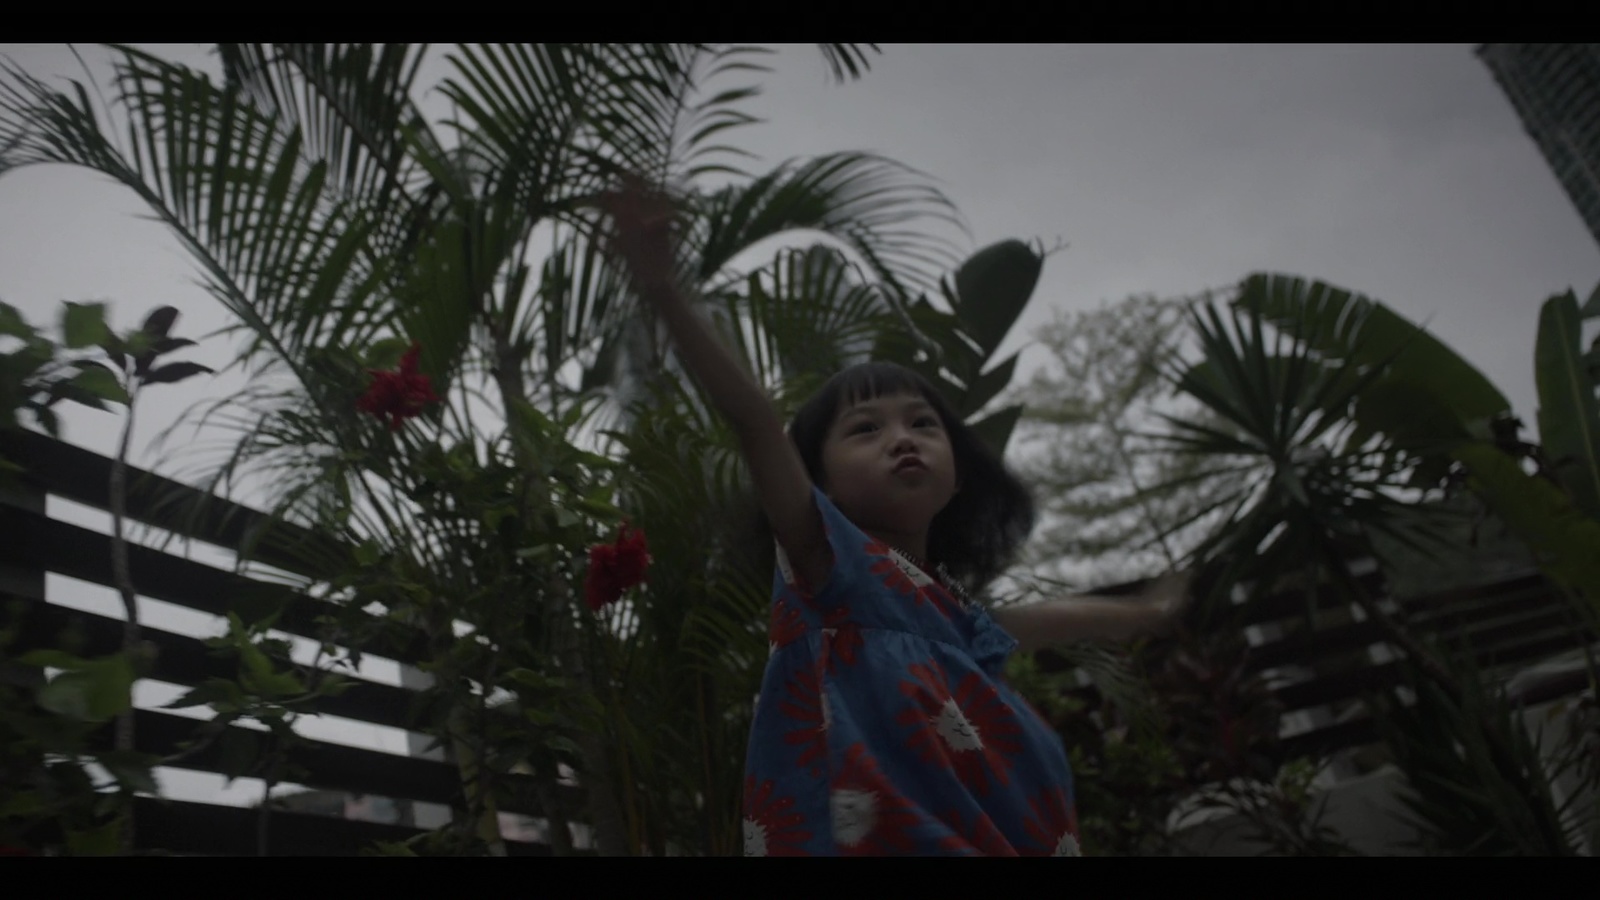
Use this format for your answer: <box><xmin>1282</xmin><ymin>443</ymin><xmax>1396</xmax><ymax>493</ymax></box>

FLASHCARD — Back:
<box><xmin>830</xmin><ymin>743</ymin><xmax>924</xmax><ymax>855</ymax></box>
<box><xmin>935</xmin><ymin>807</ymin><xmax>1019</xmax><ymax>857</ymax></box>
<box><xmin>1019</xmin><ymin>785</ymin><xmax>1081</xmax><ymax>856</ymax></box>
<box><xmin>866</xmin><ymin>541</ymin><xmax>960</xmax><ymax>619</ymax></box>
<box><xmin>356</xmin><ymin>341</ymin><xmax>441</xmax><ymax>431</ymax></box>
<box><xmin>743</xmin><ymin>777</ymin><xmax>813</xmax><ymax>856</ymax></box>
<box><xmin>769</xmin><ymin>599</ymin><xmax>806</xmax><ymax>654</ymax></box>
<box><xmin>895</xmin><ymin>659</ymin><xmax>1023</xmax><ymax>796</ymax></box>
<box><xmin>584</xmin><ymin>522</ymin><xmax>650</xmax><ymax>611</ymax></box>
<box><xmin>780</xmin><ymin>665</ymin><xmax>829</xmax><ymax>774</ymax></box>
<box><xmin>864</xmin><ymin>539</ymin><xmax>919</xmax><ymax>596</ymax></box>
<box><xmin>821</xmin><ymin>607</ymin><xmax>863</xmax><ymax>673</ymax></box>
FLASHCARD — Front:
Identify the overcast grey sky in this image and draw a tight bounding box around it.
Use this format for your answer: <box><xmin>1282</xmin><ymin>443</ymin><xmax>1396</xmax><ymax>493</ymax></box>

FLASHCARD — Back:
<box><xmin>3</xmin><ymin>43</ymin><xmax>1598</xmax><ymax>808</ymax></box>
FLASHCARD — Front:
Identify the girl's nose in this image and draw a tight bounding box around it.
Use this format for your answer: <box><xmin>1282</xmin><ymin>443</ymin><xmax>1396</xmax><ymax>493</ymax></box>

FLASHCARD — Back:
<box><xmin>889</xmin><ymin>432</ymin><xmax>916</xmax><ymax>455</ymax></box>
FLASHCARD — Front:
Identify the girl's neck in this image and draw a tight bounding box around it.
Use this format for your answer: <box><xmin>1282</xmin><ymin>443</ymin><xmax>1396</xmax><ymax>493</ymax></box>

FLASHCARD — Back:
<box><xmin>867</xmin><ymin>529</ymin><xmax>927</xmax><ymax>563</ymax></box>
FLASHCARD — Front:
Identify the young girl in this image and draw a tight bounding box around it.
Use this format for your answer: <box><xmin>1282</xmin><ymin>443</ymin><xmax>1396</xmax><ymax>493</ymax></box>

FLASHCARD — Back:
<box><xmin>601</xmin><ymin>180</ymin><xmax>1190</xmax><ymax>856</ymax></box>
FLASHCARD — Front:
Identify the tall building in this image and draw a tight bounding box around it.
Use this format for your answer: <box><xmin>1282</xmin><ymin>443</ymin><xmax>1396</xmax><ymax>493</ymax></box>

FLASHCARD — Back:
<box><xmin>1477</xmin><ymin>44</ymin><xmax>1600</xmax><ymax>248</ymax></box>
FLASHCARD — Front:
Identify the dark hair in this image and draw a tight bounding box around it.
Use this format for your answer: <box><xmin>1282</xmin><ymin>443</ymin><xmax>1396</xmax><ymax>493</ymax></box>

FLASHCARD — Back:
<box><xmin>785</xmin><ymin>361</ymin><xmax>1035</xmax><ymax>594</ymax></box>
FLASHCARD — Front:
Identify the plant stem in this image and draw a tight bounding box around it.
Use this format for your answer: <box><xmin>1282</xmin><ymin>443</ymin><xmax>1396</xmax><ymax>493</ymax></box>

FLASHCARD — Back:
<box><xmin>492</xmin><ymin>336</ymin><xmax>627</xmax><ymax>856</ymax></box>
<box><xmin>109</xmin><ymin>380</ymin><xmax>140</xmax><ymax>856</ymax></box>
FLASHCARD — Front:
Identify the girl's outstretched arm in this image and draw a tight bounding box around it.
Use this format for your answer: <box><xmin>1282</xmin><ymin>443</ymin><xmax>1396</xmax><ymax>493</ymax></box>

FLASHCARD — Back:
<box><xmin>993</xmin><ymin>571</ymin><xmax>1192</xmax><ymax>654</ymax></box>
<box><xmin>600</xmin><ymin>178</ymin><xmax>831</xmax><ymax>589</ymax></box>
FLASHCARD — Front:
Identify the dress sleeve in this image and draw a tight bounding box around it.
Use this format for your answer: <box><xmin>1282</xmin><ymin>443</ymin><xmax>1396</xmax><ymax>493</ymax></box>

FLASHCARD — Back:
<box><xmin>773</xmin><ymin>486</ymin><xmax>868</xmax><ymax>609</ymax></box>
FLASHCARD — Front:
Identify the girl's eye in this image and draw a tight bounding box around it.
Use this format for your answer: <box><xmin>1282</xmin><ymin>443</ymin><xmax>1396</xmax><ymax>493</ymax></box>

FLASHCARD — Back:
<box><xmin>914</xmin><ymin>416</ymin><xmax>939</xmax><ymax>428</ymax></box>
<box><xmin>850</xmin><ymin>422</ymin><xmax>878</xmax><ymax>435</ymax></box>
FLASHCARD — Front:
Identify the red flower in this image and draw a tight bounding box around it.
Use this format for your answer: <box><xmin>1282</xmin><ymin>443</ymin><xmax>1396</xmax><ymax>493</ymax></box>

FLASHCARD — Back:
<box><xmin>744</xmin><ymin>777</ymin><xmax>813</xmax><ymax>856</ymax></box>
<box><xmin>356</xmin><ymin>341</ymin><xmax>441</xmax><ymax>431</ymax></box>
<box><xmin>585</xmin><ymin>522</ymin><xmax>651</xmax><ymax>611</ymax></box>
<box><xmin>895</xmin><ymin>659</ymin><xmax>1024</xmax><ymax>796</ymax></box>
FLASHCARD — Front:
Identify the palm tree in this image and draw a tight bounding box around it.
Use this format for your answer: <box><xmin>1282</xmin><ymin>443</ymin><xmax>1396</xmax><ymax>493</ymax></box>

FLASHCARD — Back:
<box><xmin>0</xmin><ymin>43</ymin><xmax>1036</xmax><ymax>855</ymax></box>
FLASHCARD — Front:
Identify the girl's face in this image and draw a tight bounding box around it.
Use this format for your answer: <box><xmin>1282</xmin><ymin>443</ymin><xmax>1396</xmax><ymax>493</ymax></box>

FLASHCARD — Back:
<box><xmin>818</xmin><ymin>390</ymin><xmax>959</xmax><ymax>539</ymax></box>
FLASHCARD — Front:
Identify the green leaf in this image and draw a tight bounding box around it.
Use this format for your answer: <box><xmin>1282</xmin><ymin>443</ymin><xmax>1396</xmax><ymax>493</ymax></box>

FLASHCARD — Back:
<box><xmin>148</xmin><ymin>337</ymin><xmax>198</xmax><ymax>357</ymax></box>
<box><xmin>1534</xmin><ymin>290</ymin><xmax>1600</xmax><ymax>520</ymax></box>
<box><xmin>30</xmin><ymin>404</ymin><xmax>59</xmax><ymax>438</ymax></box>
<box><xmin>98</xmin><ymin>750</ymin><xmax>160</xmax><ymax>794</ymax></box>
<box><xmin>217</xmin><ymin>726</ymin><xmax>261</xmax><ymax>783</ymax></box>
<box><xmin>35</xmin><ymin>654</ymin><xmax>135</xmax><ymax>722</ymax></box>
<box><xmin>1239</xmin><ymin>273</ymin><xmax>1511</xmax><ymax>429</ymax></box>
<box><xmin>968</xmin><ymin>404</ymin><xmax>1024</xmax><ymax>456</ymax></box>
<box><xmin>65</xmin><ymin>817</ymin><xmax>123</xmax><ymax>856</ymax></box>
<box><xmin>1580</xmin><ymin>282</ymin><xmax>1600</xmax><ymax>320</ymax></box>
<box><xmin>353</xmin><ymin>539</ymin><xmax>382</xmax><ymax>567</ymax></box>
<box><xmin>0</xmin><ymin>301</ymin><xmax>35</xmax><ymax>339</ymax></box>
<box><xmin>140</xmin><ymin>306</ymin><xmax>179</xmax><ymax>339</ymax></box>
<box><xmin>1452</xmin><ymin>441</ymin><xmax>1600</xmax><ymax>602</ymax></box>
<box><xmin>17</xmin><ymin>648</ymin><xmax>90</xmax><ymax>670</ymax></box>
<box><xmin>61</xmin><ymin>301</ymin><xmax>112</xmax><ymax>350</ymax></box>
<box><xmin>162</xmin><ymin>679</ymin><xmax>244</xmax><ymax>710</ymax></box>
<box><xmin>960</xmin><ymin>351</ymin><xmax>1020</xmax><ymax>418</ymax></box>
<box><xmin>70</xmin><ymin>365</ymin><xmax>129</xmax><ymax>405</ymax></box>
<box><xmin>140</xmin><ymin>360</ymin><xmax>213</xmax><ymax>385</ymax></box>
<box><xmin>953</xmin><ymin>239</ymin><xmax>1043</xmax><ymax>362</ymax></box>
<box><xmin>365</xmin><ymin>337</ymin><xmax>413</xmax><ymax>370</ymax></box>
<box><xmin>1351</xmin><ymin>374</ymin><xmax>1471</xmax><ymax>455</ymax></box>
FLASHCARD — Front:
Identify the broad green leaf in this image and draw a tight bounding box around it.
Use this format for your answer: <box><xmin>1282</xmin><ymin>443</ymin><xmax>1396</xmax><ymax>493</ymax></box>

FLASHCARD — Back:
<box><xmin>162</xmin><ymin>678</ymin><xmax>244</xmax><ymax>710</ymax></box>
<box><xmin>217</xmin><ymin>726</ymin><xmax>261</xmax><ymax>783</ymax></box>
<box><xmin>17</xmin><ymin>648</ymin><xmax>90</xmax><ymax>670</ymax></box>
<box><xmin>71</xmin><ymin>365</ymin><xmax>129</xmax><ymax>405</ymax></box>
<box><xmin>0</xmin><ymin>301</ymin><xmax>34</xmax><ymax>339</ymax></box>
<box><xmin>1452</xmin><ymin>441</ymin><xmax>1600</xmax><ymax>603</ymax></box>
<box><xmin>969</xmin><ymin>404</ymin><xmax>1024</xmax><ymax>456</ymax></box>
<box><xmin>353</xmin><ymin>539</ymin><xmax>382</xmax><ymax>567</ymax></box>
<box><xmin>365</xmin><ymin>337</ymin><xmax>413</xmax><ymax>370</ymax></box>
<box><xmin>1534</xmin><ymin>290</ymin><xmax>1600</xmax><ymax>520</ymax></box>
<box><xmin>1581</xmin><ymin>281</ymin><xmax>1600</xmax><ymax>319</ymax></box>
<box><xmin>61</xmin><ymin>301</ymin><xmax>112</xmax><ymax>350</ymax></box>
<box><xmin>98</xmin><ymin>750</ymin><xmax>160</xmax><ymax>794</ymax></box>
<box><xmin>35</xmin><ymin>654</ymin><xmax>135</xmax><ymax>722</ymax></box>
<box><xmin>1351</xmin><ymin>374</ymin><xmax>1472</xmax><ymax>455</ymax></box>
<box><xmin>960</xmin><ymin>351</ymin><xmax>1020</xmax><ymax>418</ymax></box>
<box><xmin>953</xmin><ymin>239</ymin><xmax>1042</xmax><ymax>361</ymax></box>
<box><xmin>140</xmin><ymin>305</ymin><xmax>179</xmax><ymax>339</ymax></box>
<box><xmin>140</xmin><ymin>361</ymin><xmax>213</xmax><ymax>385</ymax></box>
<box><xmin>1239</xmin><ymin>273</ymin><xmax>1511</xmax><ymax>428</ymax></box>
<box><xmin>65</xmin><ymin>817</ymin><xmax>123</xmax><ymax>856</ymax></box>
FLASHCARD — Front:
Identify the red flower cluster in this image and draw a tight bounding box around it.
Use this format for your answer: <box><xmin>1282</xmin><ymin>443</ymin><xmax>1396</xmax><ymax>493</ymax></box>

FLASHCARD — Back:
<box><xmin>585</xmin><ymin>522</ymin><xmax>650</xmax><ymax>611</ymax></box>
<box><xmin>357</xmin><ymin>341</ymin><xmax>440</xmax><ymax>431</ymax></box>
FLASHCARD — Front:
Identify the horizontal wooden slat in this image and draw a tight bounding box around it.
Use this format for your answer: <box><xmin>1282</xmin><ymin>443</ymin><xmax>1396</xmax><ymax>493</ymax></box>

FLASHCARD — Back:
<box><xmin>3</xmin><ymin>592</ymin><xmax>418</xmax><ymax>733</ymax></box>
<box><xmin>82</xmin><ymin>709</ymin><xmax>578</xmax><ymax>821</ymax></box>
<box><xmin>0</xmin><ymin>429</ymin><xmax>332</xmax><ymax>580</ymax></box>
<box><xmin>130</xmin><ymin>796</ymin><xmax>554</xmax><ymax>856</ymax></box>
<box><xmin>0</xmin><ymin>504</ymin><xmax>432</xmax><ymax>666</ymax></box>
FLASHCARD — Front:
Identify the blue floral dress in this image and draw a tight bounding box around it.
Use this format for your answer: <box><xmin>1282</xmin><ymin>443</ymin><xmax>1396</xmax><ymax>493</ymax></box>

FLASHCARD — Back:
<box><xmin>742</xmin><ymin>488</ymin><xmax>1081</xmax><ymax>856</ymax></box>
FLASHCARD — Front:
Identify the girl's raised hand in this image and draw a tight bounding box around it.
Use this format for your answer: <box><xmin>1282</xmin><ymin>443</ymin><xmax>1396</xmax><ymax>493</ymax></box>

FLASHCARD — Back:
<box><xmin>1140</xmin><ymin>569</ymin><xmax>1195</xmax><ymax>636</ymax></box>
<box><xmin>598</xmin><ymin>175</ymin><xmax>680</xmax><ymax>290</ymax></box>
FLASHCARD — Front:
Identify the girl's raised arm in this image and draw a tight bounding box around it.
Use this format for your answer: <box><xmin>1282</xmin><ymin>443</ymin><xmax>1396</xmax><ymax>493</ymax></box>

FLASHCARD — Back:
<box><xmin>599</xmin><ymin>179</ymin><xmax>831</xmax><ymax>589</ymax></box>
